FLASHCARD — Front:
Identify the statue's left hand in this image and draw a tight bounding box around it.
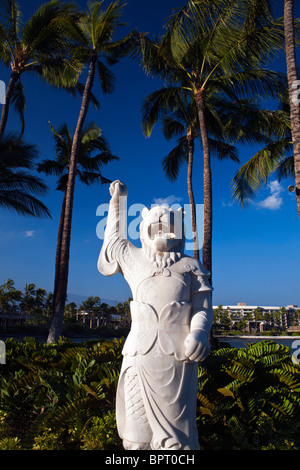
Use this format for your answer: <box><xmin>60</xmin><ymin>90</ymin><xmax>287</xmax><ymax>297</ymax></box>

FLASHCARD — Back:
<box><xmin>184</xmin><ymin>330</ymin><xmax>210</xmax><ymax>362</ymax></box>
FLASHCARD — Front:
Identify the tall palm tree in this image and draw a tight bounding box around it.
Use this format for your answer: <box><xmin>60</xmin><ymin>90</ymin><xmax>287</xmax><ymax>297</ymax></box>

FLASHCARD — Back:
<box><xmin>143</xmin><ymin>93</ymin><xmax>200</xmax><ymax>258</ymax></box>
<box><xmin>0</xmin><ymin>133</ymin><xmax>51</xmax><ymax>217</ymax></box>
<box><xmin>138</xmin><ymin>0</ymin><xmax>286</xmax><ymax>284</ymax></box>
<box><xmin>284</xmin><ymin>0</ymin><xmax>300</xmax><ymax>219</ymax></box>
<box><xmin>38</xmin><ymin>121</ymin><xmax>118</xmax><ymax>343</ymax></box>
<box><xmin>161</xmin><ymin>102</ymin><xmax>200</xmax><ymax>260</ymax></box>
<box><xmin>142</xmin><ymin>93</ymin><xmax>240</xmax><ymax>259</ymax></box>
<box><xmin>47</xmin><ymin>1</ymin><xmax>134</xmax><ymax>343</ymax></box>
<box><xmin>0</xmin><ymin>0</ymin><xmax>80</xmax><ymax>141</ymax></box>
<box><xmin>0</xmin><ymin>278</ymin><xmax>22</xmax><ymax>326</ymax></box>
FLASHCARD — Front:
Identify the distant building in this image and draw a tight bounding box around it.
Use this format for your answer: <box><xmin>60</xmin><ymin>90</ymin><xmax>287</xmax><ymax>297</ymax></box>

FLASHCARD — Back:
<box><xmin>213</xmin><ymin>303</ymin><xmax>299</xmax><ymax>315</ymax></box>
<box><xmin>213</xmin><ymin>303</ymin><xmax>299</xmax><ymax>332</ymax></box>
<box><xmin>76</xmin><ymin>311</ymin><xmax>122</xmax><ymax>328</ymax></box>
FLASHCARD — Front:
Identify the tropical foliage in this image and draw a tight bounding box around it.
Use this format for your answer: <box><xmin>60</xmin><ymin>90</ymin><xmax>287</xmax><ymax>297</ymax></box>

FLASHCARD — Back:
<box><xmin>0</xmin><ymin>278</ymin><xmax>131</xmax><ymax>340</ymax></box>
<box><xmin>0</xmin><ymin>134</ymin><xmax>51</xmax><ymax>217</ymax></box>
<box><xmin>231</xmin><ymin>88</ymin><xmax>294</xmax><ymax>206</ymax></box>
<box><xmin>0</xmin><ymin>0</ymin><xmax>300</xmax><ymax>451</ymax></box>
<box><xmin>47</xmin><ymin>0</ymin><xmax>135</xmax><ymax>343</ymax></box>
<box><xmin>137</xmin><ymin>0</ymin><xmax>287</xmax><ymax>282</ymax></box>
<box><xmin>38</xmin><ymin>121</ymin><xmax>118</xmax><ymax>340</ymax></box>
<box><xmin>0</xmin><ymin>0</ymin><xmax>80</xmax><ymax>141</ymax></box>
<box><xmin>0</xmin><ymin>337</ymin><xmax>123</xmax><ymax>450</ymax></box>
<box><xmin>0</xmin><ymin>337</ymin><xmax>299</xmax><ymax>450</ymax></box>
<box><xmin>197</xmin><ymin>340</ymin><xmax>300</xmax><ymax>449</ymax></box>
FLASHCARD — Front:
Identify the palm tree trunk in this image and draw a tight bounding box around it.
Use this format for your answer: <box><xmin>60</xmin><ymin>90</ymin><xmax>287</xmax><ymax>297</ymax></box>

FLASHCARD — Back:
<box><xmin>47</xmin><ymin>58</ymin><xmax>97</xmax><ymax>343</ymax></box>
<box><xmin>284</xmin><ymin>0</ymin><xmax>300</xmax><ymax>220</ymax></box>
<box><xmin>0</xmin><ymin>71</ymin><xmax>19</xmax><ymax>142</ymax></box>
<box><xmin>52</xmin><ymin>192</ymin><xmax>66</xmax><ymax>311</ymax></box>
<box><xmin>194</xmin><ymin>88</ymin><xmax>213</xmax><ymax>286</ymax></box>
<box><xmin>186</xmin><ymin>131</ymin><xmax>199</xmax><ymax>259</ymax></box>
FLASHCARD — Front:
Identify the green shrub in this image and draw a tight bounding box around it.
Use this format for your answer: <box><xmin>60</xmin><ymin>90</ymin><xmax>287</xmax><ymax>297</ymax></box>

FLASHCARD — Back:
<box><xmin>80</xmin><ymin>411</ymin><xmax>121</xmax><ymax>450</ymax></box>
<box><xmin>197</xmin><ymin>340</ymin><xmax>300</xmax><ymax>450</ymax></box>
<box><xmin>0</xmin><ymin>337</ymin><xmax>299</xmax><ymax>450</ymax></box>
<box><xmin>0</xmin><ymin>437</ymin><xmax>22</xmax><ymax>450</ymax></box>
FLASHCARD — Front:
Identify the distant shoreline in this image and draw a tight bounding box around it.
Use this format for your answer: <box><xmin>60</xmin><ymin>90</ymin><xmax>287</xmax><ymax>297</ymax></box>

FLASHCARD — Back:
<box><xmin>216</xmin><ymin>335</ymin><xmax>300</xmax><ymax>339</ymax></box>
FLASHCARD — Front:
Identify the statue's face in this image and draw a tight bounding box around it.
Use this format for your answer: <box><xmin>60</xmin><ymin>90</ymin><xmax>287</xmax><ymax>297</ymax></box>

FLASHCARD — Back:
<box><xmin>140</xmin><ymin>205</ymin><xmax>185</xmax><ymax>254</ymax></box>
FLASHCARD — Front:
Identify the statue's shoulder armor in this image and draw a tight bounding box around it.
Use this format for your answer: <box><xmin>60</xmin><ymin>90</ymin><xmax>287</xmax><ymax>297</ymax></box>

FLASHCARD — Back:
<box><xmin>173</xmin><ymin>256</ymin><xmax>208</xmax><ymax>275</ymax></box>
<box><xmin>173</xmin><ymin>256</ymin><xmax>212</xmax><ymax>293</ymax></box>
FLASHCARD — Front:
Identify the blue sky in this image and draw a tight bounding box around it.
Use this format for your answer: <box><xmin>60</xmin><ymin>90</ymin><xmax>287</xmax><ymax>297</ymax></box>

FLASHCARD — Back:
<box><xmin>0</xmin><ymin>0</ymin><xmax>299</xmax><ymax>307</ymax></box>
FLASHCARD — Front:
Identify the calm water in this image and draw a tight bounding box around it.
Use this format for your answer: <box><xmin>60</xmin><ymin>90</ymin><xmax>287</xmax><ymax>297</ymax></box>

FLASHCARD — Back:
<box><xmin>217</xmin><ymin>335</ymin><xmax>300</xmax><ymax>354</ymax></box>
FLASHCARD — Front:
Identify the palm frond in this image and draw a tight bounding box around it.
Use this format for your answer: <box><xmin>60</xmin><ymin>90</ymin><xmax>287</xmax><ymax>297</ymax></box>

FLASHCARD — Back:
<box><xmin>39</xmin><ymin>121</ymin><xmax>118</xmax><ymax>193</ymax></box>
<box><xmin>0</xmin><ymin>189</ymin><xmax>51</xmax><ymax>217</ymax></box>
<box><xmin>209</xmin><ymin>138</ymin><xmax>239</xmax><ymax>162</ymax></box>
<box><xmin>37</xmin><ymin>159</ymin><xmax>66</xmax><ymax>177</ymax></box>
<box><xmin>161</xmin><ymin>136</ymin><xmax>188</xmax><ymax>181</ymax></box>
<box><xmin>65</xmin><ymin>82</ymin><xmax>100</xmax><ymax>110</ymax></box>
<box><xmin>0</xmin><ymin>134</ymin><xmax>51</xmax><ymax>219</ymax></box>
<box><xmin>231</xmin><ymin>138</ymin><xmax>292</xmax><ymax>205</ymax></box>
<box><xmin>93</xmin><ymin>1</ymin><xmax>126</xmax><ymax>50</ymax></box>
<box><xmin>10</xmin><ymin>78</ymin><xmax>25</xmax><ymax>137</ymax></box>
<box><xmin>0</xmin><ymin>0</ymin><xmax>22</xmax><ymax>42</ymax></box>
<box><xmin>80</xmin><ymin>122</ymin><xmax>102</xmax><ymax>143</ymax></box>
<box><xmin>22</xmin><ymin>0</ymin><xmax>77</xmax><ymax>51</ymax></box>
<box><xmin>0</xmin><ymin>169</ymin><xmax>47</xmax><ymax>194</ymax></box>
<box><xmin>142</xmin><ymin>87</ymin><xmax>188</xmax><ymax>137</ymax></box>
<box><xmin>0</xmin><ymin>133</ymin><xmax>37</xmax><ymax>168</ymax></box>
<box><xmin>77</xmin><ymin>170</ymin><xmax>111</xmax><ymax>186</ymax></box>
<box><xmin>96</xmin><ymin>60</ymin><xmax>115</xmax><ymax>94</ymax></box>
<box><xmin>216</xmin><ymin>69</ymin><xmax>287</xmax><ymax>102</ymax></box>
<box><xmin>161</xmin><ymin>115</ymin><xmax>185</xmax><ymax>141</ymax></box>
<box><xmin>276</xmin><ymin>155</ymin><xmax>294</xmax><ymax>181</ymax></box>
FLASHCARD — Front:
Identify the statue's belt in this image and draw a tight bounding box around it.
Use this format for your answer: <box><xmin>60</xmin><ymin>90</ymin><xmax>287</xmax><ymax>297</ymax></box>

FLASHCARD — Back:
<box><xmin>131</xmin><ymin>321</ymin><xmax>190</xmax><ymax>333</ymax></box>
<box><xmin>122</xmin><ymin>300</ymin><xmax>193</xmax><ymax>359</ymax></box>
<box><xmin>128</xmin><ymin>300</ymin><xmax>192</xmax><ymax>335</ymax></box>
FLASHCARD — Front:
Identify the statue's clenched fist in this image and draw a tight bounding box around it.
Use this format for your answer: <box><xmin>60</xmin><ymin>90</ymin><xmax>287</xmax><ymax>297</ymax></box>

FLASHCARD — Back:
<box><xmin>109</xmin><ymin>180</ymin><xmax>128</xmax><ymax>202</ymax></box>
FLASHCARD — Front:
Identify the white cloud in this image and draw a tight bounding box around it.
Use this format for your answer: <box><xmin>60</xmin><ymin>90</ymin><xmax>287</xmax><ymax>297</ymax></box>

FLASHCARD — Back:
<box><xmin>257</xmin><ymin>180</ymin><xmax>283</xmax><ymax>210</ymax></box>
<box><xmin>25</xmin><ymin>230</ymin><xmax>35</xmax><ymax>238</ymax></box>
<box><xmin>153</xmin><ymin>195</ymin><xmax>183</xmax><ymax>206</ymax></box>
<box><xmin>222</xmin><ymin>200</ymin><xmax>234</xmax><ymax>208</ymax></box>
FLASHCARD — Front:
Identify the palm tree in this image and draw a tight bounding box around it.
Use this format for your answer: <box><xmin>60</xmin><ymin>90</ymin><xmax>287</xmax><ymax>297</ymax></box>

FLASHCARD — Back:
<box><xmin>0</xmin><ymin>278</ymin><xmax>22</xmax><ymax>326</ymax></box>
<box><xmin>142</xmin><ymin>93</ymin><xmax>240</xmax><ymax>259</ymax></box>
<box><xmin>19</xmin><ymin>283</ymin><xmax>38</xmax><ymax>321</ymax></box>
<box><xmin>284</xmin><ymin>0</ymin><xmax>300</xmax><ymax>219</ymax></box>
<box><xmin>0</xmin><ymin>133</ymin><xmax>51</xmax><ymax>217</ymax></box>
<box><xmin>38</xmin><ymin>121</ymin><xmax>118</xmax><ymax>343</ymax></box>
<box><xmin>0</xmin><ymin>0</ymin><xmax>80</xmax><ymax>141</ymax></box>
<box><xmin>47</xmin><ymin>1</ymin><xmax>135</xmax><ymax>343</ymax></box>
<box><xmin>162</xmin><ymin>103</ymin><xmax>200</xmax><ymax>260</ymax></box>
<box><xmin>143</xmin><ymin>94</ymin><xmax>200</xmax><ymax>258</ymax></box>
<box><xmin>138</xmin><ymin>0</ymin><xmax>286</xmax><ymax>283</ymax></box>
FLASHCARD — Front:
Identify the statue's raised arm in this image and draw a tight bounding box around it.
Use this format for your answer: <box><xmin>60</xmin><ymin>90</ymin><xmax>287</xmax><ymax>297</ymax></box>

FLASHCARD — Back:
<box><xmin>97</xmin><ymin>180</ymin><xmax>129</xmax><ymax>277</ymax></box>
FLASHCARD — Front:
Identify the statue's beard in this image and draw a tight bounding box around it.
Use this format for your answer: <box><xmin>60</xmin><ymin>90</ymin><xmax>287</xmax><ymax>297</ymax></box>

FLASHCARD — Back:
<box><xmin>141</xmin><ymin>242</ymin><xmax>182</xmax><ymax>269</ymax></box>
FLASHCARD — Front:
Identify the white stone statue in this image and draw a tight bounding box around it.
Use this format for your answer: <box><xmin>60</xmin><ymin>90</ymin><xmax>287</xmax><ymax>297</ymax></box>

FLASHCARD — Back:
<box><xmin>98</xmin><ymin>180</ymin><xmax>212</xmax><ymax>451</ymax></box>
